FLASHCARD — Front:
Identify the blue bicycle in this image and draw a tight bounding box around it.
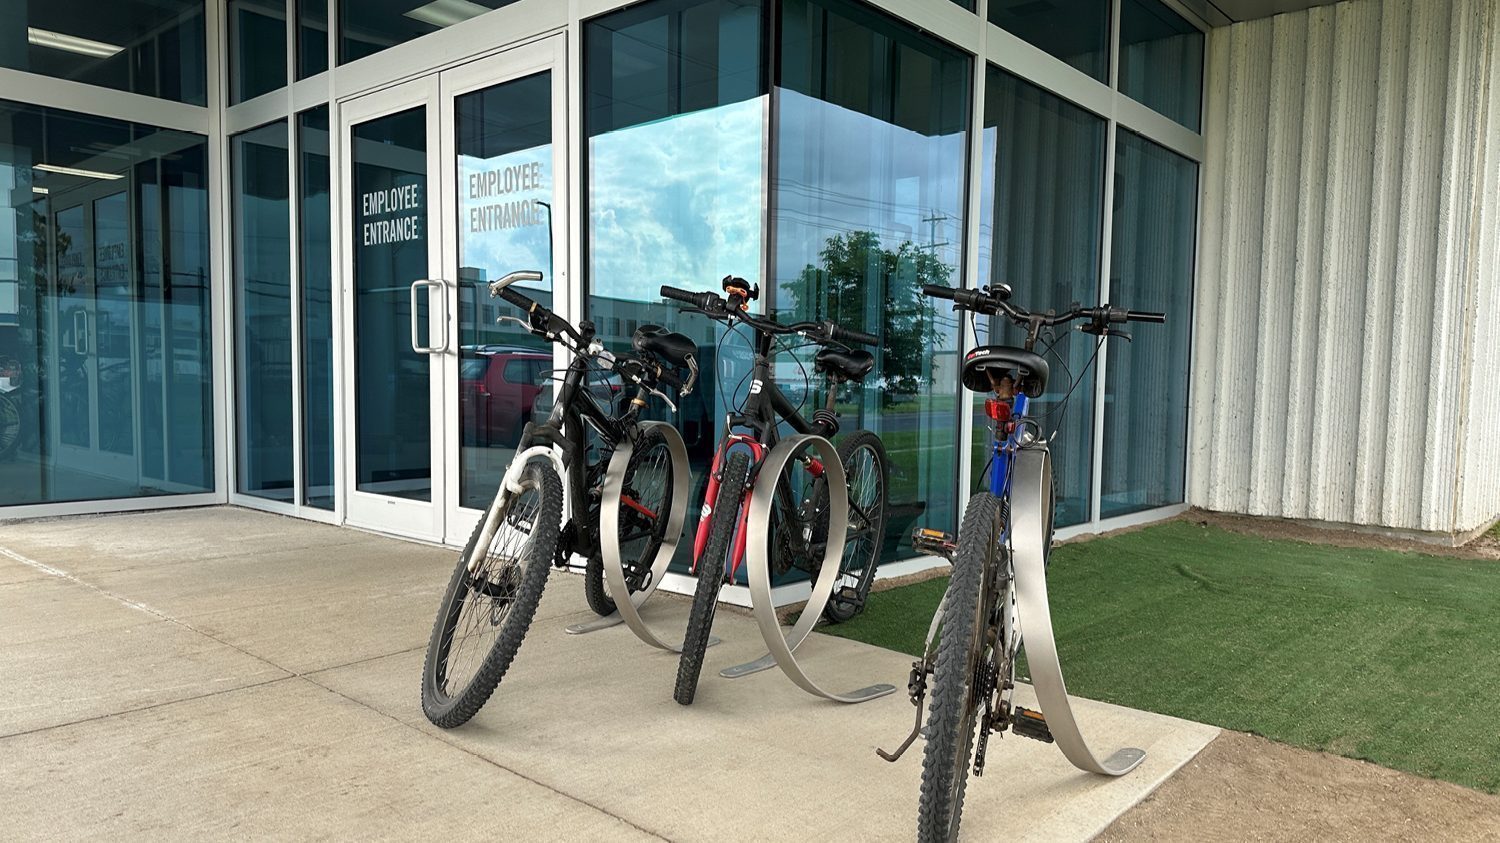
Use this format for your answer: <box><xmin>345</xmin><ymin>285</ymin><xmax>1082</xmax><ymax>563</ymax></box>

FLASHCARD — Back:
<box><xmin>879</xmin><ymin>282</ymin><xmax>1164</xmax><ymax>842</ymax></box>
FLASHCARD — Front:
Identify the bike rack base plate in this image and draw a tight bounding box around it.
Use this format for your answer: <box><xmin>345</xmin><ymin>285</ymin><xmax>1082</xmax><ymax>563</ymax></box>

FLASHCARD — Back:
<box><xmin>719</xmin><ymin>653</ymin><xmax>774</xmax><ymax>678</ymax></box>
<box><xmin>565</xmin><ymin>615</ymin><xmax>623</xmax><ymax>635</ymax></box>
<box><xmin>564</xmin><ymin>614</ymin><xmax>720</xmax><ymax>648</ymax></box>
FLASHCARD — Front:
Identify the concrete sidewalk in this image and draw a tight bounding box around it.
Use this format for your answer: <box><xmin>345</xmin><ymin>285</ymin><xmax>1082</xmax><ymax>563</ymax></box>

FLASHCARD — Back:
<box><xmin>0</xmin><ymin>507</ymin><xmax>1218</xmax><ymax>841</ymax></box>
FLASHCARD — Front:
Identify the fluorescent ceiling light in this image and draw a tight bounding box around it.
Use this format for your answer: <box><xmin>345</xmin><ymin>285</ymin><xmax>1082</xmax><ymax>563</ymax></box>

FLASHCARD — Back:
<box><xmin>32</xmin><ymin>186</ymin><xmax>49</xmax><ymax>195</ymax></box>
<box><xmin>404</xmin><ymin>0</ymin><xmax>491</xmax><ymax>28</ymax></box>
<box><xmin>27</xmin><ymin>27</ymin><xmax>124</xmax><ymax>59</ymax></box>
<box><xmin>33</xmin><ymin>163</ymin><xmax>124</xmax><ymax>181</ymax></box>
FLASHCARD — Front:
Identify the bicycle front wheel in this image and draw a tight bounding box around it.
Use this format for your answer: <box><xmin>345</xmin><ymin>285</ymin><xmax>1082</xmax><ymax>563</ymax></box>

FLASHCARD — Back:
<box><xmin>674</xmin><ymin>451</ymin><xmax>749</xmax><ymax>706</ymax></box>
<box><xmin>917</xmin><ymin>491</ymin><xmax>1003</xmax><ymax>843</ymax></box>
<box><xmin>422</xmin><ymin>457</ymin><xmax>563</xmax><ymax>728</ymax></box>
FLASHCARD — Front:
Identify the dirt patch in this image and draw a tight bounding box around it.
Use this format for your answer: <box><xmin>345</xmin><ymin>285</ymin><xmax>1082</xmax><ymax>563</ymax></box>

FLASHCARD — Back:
<box><xmin>1185</xmin><ymin>509</ymin><xmax>1500</xmax><ymax>561</ymax></box>
<box><xmin>1099</xmin><ymin>731</ymin><xmax>1500</xmax><ymax>841</ymax></box>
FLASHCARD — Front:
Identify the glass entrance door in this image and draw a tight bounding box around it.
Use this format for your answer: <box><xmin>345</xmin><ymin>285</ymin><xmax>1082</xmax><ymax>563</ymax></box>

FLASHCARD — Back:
<box><xmin>439</xmin><ymin>42</ymin><xmax>566</xmax><ymax>540</ymax></box>
<box><xmin>341</xmin><ymin>38</ymin><xmax>566</xmax><ymax>544</ymax></box>
<box><xmin>342</xmin><ymin>76</ymin><xmax>446</xmax><ymax>540</ymax></box>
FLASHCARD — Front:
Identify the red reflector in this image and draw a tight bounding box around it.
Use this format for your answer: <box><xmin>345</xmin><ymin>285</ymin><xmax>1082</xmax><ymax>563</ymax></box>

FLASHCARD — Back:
<box><xmin>984</xmin><ymin>398</ymin><xmax>1011</xmax><ymax>422</ymax></box>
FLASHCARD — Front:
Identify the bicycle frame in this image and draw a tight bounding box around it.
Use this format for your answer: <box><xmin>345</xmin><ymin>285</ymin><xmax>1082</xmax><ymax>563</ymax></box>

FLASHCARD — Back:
<box><xmin>517</xmin><ymin>347</ymin><xmax>657</xmax><ymax>560</ymax></box>
<box><xmin>690</xmin><ymin>331</ymin><xmax>835</xmax><ymax>580</ymax></box>
<box><xmin>987</xmin><ymin>391</ymin><xmax>1031</xmax><ymax>498</ymax></box>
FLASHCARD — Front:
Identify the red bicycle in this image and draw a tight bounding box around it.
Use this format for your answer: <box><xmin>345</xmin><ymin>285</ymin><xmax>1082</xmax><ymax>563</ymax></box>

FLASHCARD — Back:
<box><xmin>661</xmin><ymin>278</ymin><xmax>890</xmax><ymax>705</ymax></box>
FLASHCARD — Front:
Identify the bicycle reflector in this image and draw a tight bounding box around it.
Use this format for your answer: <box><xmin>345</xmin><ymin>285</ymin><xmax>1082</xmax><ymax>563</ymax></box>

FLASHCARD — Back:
<box><xmin>984</xmin><ymin>397</ymin><xmax>1011</xmax><ymax>423</ymax></box>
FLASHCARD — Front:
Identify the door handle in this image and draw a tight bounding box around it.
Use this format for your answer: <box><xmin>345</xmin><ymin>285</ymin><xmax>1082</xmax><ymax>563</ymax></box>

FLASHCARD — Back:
<box><xmin>410</xmin><ymin>279</ymin><xmax>448</xmax><ymax>355</ymax></box>
<box><xmin>73</xmin><ymin>310</ymin><xmax>89</xmax><ymax>355</ymax></box>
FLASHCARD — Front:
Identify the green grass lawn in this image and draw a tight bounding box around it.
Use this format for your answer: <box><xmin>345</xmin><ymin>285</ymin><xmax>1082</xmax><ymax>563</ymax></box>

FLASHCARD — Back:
<box><xmin>824</xmin><ymin>520</ymin><xmax>1500</xmax><ymax>793</ymax></box>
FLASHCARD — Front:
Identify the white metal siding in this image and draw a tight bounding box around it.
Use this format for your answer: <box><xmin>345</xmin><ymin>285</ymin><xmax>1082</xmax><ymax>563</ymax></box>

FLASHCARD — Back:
<box><xmin>1192</xmin><ymin>0</ymin><xmax>1500</xmax><ymax>534</ymax></box>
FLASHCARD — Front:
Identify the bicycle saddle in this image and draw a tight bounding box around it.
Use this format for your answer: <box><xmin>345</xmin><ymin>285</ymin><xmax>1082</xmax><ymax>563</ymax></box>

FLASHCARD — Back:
<box><xmin>962</xmin><ymin>345</ymin><xmax>1049</xmax><ymax>397</ymax></box>
<box><xmin>814</xmin><ymin>347</ymin><xmax>875</xmax><ymax>382</ymax></box>
<box><xmin>632</xmin><ymin>324</ymin><xmax>697</xmax><ymax>369</ymax></box>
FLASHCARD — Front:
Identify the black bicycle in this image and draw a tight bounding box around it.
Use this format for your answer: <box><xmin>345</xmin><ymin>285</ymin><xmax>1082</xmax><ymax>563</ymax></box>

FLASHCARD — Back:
<box><xmin>421</xmin><ymin>270</ymin><xmax>698</xmax><ymax>728</ymax></box>
<box><xmin>662</xmin><ymin>277</ymin><xmax>890</xmax><ymax>705</ymax></box>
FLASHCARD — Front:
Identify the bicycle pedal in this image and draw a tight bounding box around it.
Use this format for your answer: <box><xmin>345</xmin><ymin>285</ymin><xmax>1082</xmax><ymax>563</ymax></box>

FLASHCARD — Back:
<box><xmin>911</xmin><ymin>527</ymin><xmax>956</xmax><ymax>560</ymax></box>
<box><xmin>1012</xmin><ymin>707</ymin><xmax>1054</xmax><ymax>743</ymax></box>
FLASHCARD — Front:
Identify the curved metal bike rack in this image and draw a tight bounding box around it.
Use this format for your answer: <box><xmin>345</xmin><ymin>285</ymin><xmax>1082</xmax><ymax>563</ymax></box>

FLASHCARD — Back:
<box><xmin>564</xmin><ymin>421</ymin><xmax>703</xmax><ymax>651</ymax></box>
<box><xmin>721</xmin><ymin>433</ymin><xmax>896</xmax><ymax>704</ymax></box>
<box><xmin>1011</xmin><ymin>445</ymin><xmax>1146</xmax><ymax>776</ymax></box>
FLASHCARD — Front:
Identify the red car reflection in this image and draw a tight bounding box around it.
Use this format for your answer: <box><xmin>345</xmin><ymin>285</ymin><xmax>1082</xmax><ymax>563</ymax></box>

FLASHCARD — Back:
<box><xmin>460</xmin><ymin>347</ymin><xmax>550</xmax><ymax>447</ymax></box>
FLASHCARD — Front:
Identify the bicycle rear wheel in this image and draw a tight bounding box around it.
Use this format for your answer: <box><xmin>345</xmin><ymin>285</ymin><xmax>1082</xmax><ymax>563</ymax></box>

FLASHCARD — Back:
<box><xmin>917</xmin><ymin>492</ymin><xmax>1002</xmax><ymax>842</ymax></box>
<box><xmin>422</xmin><ymin>457</ymin><xmax>563</xmax><ymax>728</ymax></box>
<box><xmin>821</xmin><ymin>430</ymin><xmax>888</xmax><ymax>623</ymax></box>
<box><xmin>584</xmin><ymin>426</ymin><xmax>675</xmax><ymax>616</ymax></box>
<box><xmin>674</xmin><ymin>451</ymin><xmax>749</xmax><ymax>706</ymax></box>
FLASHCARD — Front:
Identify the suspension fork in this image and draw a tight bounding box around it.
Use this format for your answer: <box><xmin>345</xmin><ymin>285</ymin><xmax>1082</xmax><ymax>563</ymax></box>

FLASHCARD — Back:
<box><xmin>690</xmin><ymin>433</ymin><xmax>764</xmax><ymax>574</ymax></box>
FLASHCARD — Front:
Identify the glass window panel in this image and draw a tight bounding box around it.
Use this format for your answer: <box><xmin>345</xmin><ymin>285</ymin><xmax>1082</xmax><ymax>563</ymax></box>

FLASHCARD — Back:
<box><xmin>230</xmin><ymin>0</ymin><xmax>288</xmax><ymax>104</ymax></box>
<box><xmin>454</xmin><ymin>71</ymin><xmax>554</xmax><ymax>510</ymax></box>
<box><xmin>973</xmin><ymin>67</ymin><xmax>1105</xmax><ymax>528</ymax></box>
<box><xmin>231</xmin><ymin>120</ymin><xmax>293</xmax><ymax>501</ymax></box>
<box><xmin>776</xmin><ymin>0</ymin><xmax>969</xmax><ymax>562</ymax></box>
<box><xmin>351</xmin><ymin>106</ymin><xmax>430</xmax><ymax>500</ymax></box>
<box><xmin>298</xmin><ymin>0</ymin><xmax>329</xmax><ymax>79</ymax></box>
<box><xmin>1101</xmin><ymin>130</ymin><xmax>1195</xmax><ymax>518</ymax></box>
<box><xmin>2</xmin><ymin>1</ymin><xmax>206</xmax><ymax>105</ymax></box>
<box><xmin>1119</xmin><ymin>0</ymin><xmax>1204</xmax><ymax>131</ymax></box>
<box><xmin>988</xmin><ymin>0</ymin><xmax>1110</xmax><ymax>83</ymax></box>
<box><xmin>0</xmin><ymin>99</ymin><xmax>213</xmax><ymax>507</ymax></box>
<box><xmin>298</xmin><ymin>106</ymin><xmax>334</xmax><ymax>509</ymax></box>
<box><xmin>340</xmin><ymin>0</ymin><xmax>522</xmax><ymax>65</ymax></box>
<box><xmin>585</xmin><ymin>0</ymin><xmax>767</xmax><ymax>576</ymax></box>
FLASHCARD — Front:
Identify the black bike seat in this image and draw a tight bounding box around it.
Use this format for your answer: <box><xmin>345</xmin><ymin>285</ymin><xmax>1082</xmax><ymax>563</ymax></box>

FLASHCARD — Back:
<box><xmin>632</xmin><ymin>324</ymin><xmax>697</xmax><ymax>368</ymax></box>
<box><xmin>962</xmin><ymin>345</ymin><xmax>1049</xmax><ymax>397</ymax></box>
<box><xmin>814</xmin><ymin>347</ymin><xmax>875</xmax><ymax>382</ymax></box>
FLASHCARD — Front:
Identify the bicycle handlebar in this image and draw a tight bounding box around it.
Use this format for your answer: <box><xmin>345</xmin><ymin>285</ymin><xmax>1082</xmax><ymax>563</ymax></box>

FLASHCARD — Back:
<box><xmin>660</xmin><ymin>285</ymin><xmax>720</xmax><ymax>311</ymax></box>
<box><xmin>490</xmin><ymin>275</ymin><xmax>685</xmax><ymax>396</ymax></box>
<box><xmin>922</xmin><ymin>284</ymin><xmax>1166</xmax><ymax>332</ymax></box>
<box><xmin>496</xmin><ymin>285</ymin><xmax>535</xmax><ymax>312</ymax></box>
<box><xmin>659</xmin><ymin>284</ymin><xmax>879</xmax><ymax>348</ymax></box>
<box><xmin>830</xmin><ymin>323</ymin><xmax>880</xmax><ymax>346</ymax></box>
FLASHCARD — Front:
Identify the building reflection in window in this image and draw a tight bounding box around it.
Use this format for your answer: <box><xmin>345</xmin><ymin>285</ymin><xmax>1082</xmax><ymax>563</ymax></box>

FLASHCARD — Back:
<box><xmin>585</xmin><ymin>0</ymin><xmax>769</xmax><ymax>575</ymax></box>
<box><xmin>774</xmin><ymin>0</ymin><xmax>970</xmax><ymax>561</ymax></box>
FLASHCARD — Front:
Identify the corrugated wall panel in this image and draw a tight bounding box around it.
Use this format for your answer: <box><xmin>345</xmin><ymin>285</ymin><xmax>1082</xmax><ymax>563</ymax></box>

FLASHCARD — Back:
<box><xmin>1192</xmin><ymin>0</ymin><xmax>1500</xmax><ymax>535</ymax></box>
<box><xmin>1457</xmin><ymin>4</ymin><xmax>1500</xmax><ymax>532</ymax></box>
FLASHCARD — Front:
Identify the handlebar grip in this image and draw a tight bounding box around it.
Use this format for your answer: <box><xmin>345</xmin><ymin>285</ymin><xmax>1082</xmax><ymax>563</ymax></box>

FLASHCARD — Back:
<box><xmin>497</xmin><ymin>286</ymin><xmax>535</xmax><ymax>311</ymax></box>
<box><xmin>654</xmin><ymin>365</ymin><xmax>685</xmax><ymax>391</ymax></box>
<box><xmin>660</xmin><ymin>285</ymin><xmax>719</xmax><ymax>310</ymax></box>
<box><xmin>830</xmin><ymin>324</ymin><xmax>879</xmax><ymax>347</ymax></box>
<box><xmin>1126</xmin><ymin>310</ymin><xmax>1167</xmax><ymax>324</ymax></box>
<box><xmin>922</xmin><ymin>284</ymin><xmax>957</xmax><ymax>301</ymax></box>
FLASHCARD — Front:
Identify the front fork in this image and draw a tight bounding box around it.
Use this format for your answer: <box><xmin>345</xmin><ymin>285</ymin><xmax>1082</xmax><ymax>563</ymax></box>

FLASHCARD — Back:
<box><xmin>690</xmin><ymin>433</ymin><xmax>764</xmax><ymax>579</ymax></box>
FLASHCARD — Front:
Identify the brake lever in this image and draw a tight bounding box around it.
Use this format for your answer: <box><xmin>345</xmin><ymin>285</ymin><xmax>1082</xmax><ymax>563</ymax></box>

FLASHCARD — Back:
<box><xmin>495</xmin><ymin>314</ymin><xmax>533</xmax><ymax>332</ymax></box>
<box><xmin>1076</xmin><ymin>324</ymin><xmax>1132</xmax><ymax>342</ymax></box>
<box><xmin>647</xmin><ymin>385</ymin><xmax>678</xmax><ymax>413</ymax></box>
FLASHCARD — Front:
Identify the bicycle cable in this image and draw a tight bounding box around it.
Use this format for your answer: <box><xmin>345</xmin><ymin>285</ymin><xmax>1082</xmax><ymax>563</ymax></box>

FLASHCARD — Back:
<box><xmin>1034</xmin><ymin>335</ymin><xmax>1105</xmax><ymax>442</ymax></box>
